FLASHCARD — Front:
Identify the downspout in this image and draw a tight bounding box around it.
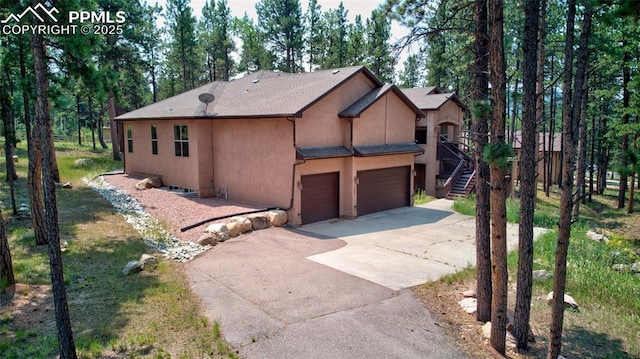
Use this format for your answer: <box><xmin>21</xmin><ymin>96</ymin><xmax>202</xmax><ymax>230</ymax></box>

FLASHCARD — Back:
<box><xmin>285</xmin><ymin>116</ymin><xmax>304</xmax><ymax>211</ymax></box>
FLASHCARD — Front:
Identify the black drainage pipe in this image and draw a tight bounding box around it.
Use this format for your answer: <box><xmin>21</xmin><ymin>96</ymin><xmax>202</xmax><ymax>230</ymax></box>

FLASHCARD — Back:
<box><xmin>180</xmin><ymin>207</ymin><xmax>278</xmax><ymax>232</ymax></box>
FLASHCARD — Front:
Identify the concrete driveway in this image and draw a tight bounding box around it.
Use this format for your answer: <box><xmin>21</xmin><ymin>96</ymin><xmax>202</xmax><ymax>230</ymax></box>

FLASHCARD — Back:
<box><xmin>301</xmin><ymin>199</ymin><xmax>542</xmax><ymax>290</ymax></box>
<box><xmin>186</xmin><ymin>199</ymin><xmax>543</xmax><ymax>358</ymax></box>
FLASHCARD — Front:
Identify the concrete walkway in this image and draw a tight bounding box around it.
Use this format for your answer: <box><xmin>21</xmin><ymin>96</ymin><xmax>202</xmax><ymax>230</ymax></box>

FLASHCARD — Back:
<box><xmin>186</xmin><ymin>199</ymin><xmax>544</xmax><ymax>358</ymax></box>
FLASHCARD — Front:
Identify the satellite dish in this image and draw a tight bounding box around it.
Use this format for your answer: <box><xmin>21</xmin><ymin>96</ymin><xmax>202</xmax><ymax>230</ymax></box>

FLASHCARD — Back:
<box><xmin>198</xmin><ymin>93</ymin><xmax>215</xmax><ymax>104</ymax></box>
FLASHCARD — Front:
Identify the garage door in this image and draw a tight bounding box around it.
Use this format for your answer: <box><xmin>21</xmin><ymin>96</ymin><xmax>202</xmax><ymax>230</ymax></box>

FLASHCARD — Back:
<box><xmin>357</xmin><ymin>166</ymin><xmax>410</xmax><ymax>216</ymax></box>
<box><xmin>301</xmin><ymin>172</ymin><xmax>339</xmax><ymax>224</ymax></box>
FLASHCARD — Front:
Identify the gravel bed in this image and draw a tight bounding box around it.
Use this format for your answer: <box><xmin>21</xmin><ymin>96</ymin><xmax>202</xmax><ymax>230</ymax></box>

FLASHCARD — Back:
<box><xmin>84</xmin><ymin>174</ymin><xmax>260</xmax><ymax>262</ymax></box>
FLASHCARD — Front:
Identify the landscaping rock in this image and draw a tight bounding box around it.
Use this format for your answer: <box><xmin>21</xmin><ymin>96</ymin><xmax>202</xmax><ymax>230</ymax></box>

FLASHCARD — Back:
<box><xmin>123</xmin><ymin>260</ymin><xmax>142</xmax><ymax>275</ymax></box>
<box><xmin>267</xmin><ymin>210</ymin><xmax>288</xmax><ymax>227</ymax></box>
<box><xmin>482</xmin><ymin>322</ymin><xmax>492</xmax><ymax>338</ymax></box>
<box><xmin>74</xmin><ymin>158</ymin><xmax>92</xmax><ymax>166</ymax></box>
<box><xmin>135</xmin><ymin>176</ymin><xmax>163</xmax><ymax>190</ymax></box>
<box><xmin>458</xmin><ymin>297</ymin><xmax>477</xmax><ymax>314</ymax></box>
<box><xmin>546</xmin><ymin>291</ymin><xmax>579</xmax><ymax>310</ymax></box>
<box><xmin>205</xmin><ymin>223</ymin><xmax>230</xmax><ymax>242</ymax></box>
<box><xmin>197</xmin><ymin>232</ymin><xmax>217</xmax><ymax>246</ymax></box>
<box><xmin>586</xmin><ymin>230</ymin><xmax>608</xmax><ymax>243</ymax></box>
<box><xmin>462</xmin><ymin>289</ymin><xmax>476</xmax><ymax>298</ymax></box>
<box><xmin>230</xmin><ymin>216</ymin><xmax>252</xmax><ymax>234</ymax></box>
<box><xmin>247</xmin><ymin>213</ymin><xmax>271</xmax><ymax>230</ymax></box>
<box><xmin>139</xmin><ymin>254</ymin><xmax>159</xmax><ymax>270</ymax></box>
<box><xmin>533</xmin><ymin>269</ymin><xmax>553</xmax><ymax>281</ymax></box>
<box><xmin>85</xmin><ymin>176</ymin><xmax>208</xmax><ymax>262</ymax></box>
<box><xmin>226</xmin><ymin>221</ymin><xmax>241</xmax><ymax>237</ymax></box>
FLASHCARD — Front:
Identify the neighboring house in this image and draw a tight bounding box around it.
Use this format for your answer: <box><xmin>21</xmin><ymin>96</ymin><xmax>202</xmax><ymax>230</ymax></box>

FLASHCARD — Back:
<box><xmin>512</xmin><ymin>131</ymin><xmax>562</xmax><ymax>184</ymax></box>
<box><xmin>116</xmin><ymin>66</ymin><xmax>424</xmax><ymax>226</ymax></box>
<box><xmin>401</xmin><ymin>87</ymin><xmax>471</xmax><ymax>199</ymax></box>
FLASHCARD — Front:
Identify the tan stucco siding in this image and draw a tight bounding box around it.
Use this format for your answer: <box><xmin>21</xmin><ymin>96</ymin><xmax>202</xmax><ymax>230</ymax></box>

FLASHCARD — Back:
<box><xmin>290</xmin><ymin>154</ymin><xmax>415</xmax><ymax>226</ymax></box>
<box><xmin>123</xmin><ymin>120</ymin><xmax>203</xmax><ymax>191</ymax></box>
<box><xmin>212</xmin><ymin>118</ymin><xmax>294</xmax><ymax>208</ymax></box>
<box><xmin>296</xmin><ymin>73</ymin><xmax>375</xmax><ymax>148</ymax></box>
<box><xmin>352</xmin><ymin>92</ymin><xmax>416</xmax><ymax>146</ymax></box>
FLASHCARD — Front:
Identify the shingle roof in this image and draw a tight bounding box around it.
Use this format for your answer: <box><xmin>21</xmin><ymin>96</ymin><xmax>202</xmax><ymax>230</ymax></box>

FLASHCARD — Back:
<box><xmin>296</xmin><ymin>146</ymin><xmax>353</xmax><ymax>160</ymax></box>
<box><xmin>353</xmin><ymin>143</ymin><xmax>425</xmax><ymax>157</ymax></box>
<box><xmin>401</xmin><ymin>88</ymin><xmax>465</xmax><ymax>111</ymax></box>
<box><xmin>116</xmin><ymin>66</ymin><xmax>383</xmax><ymax>120</ymax></box>
<box><xmin>339</xmin><ymin>84</ymin><xmax>424</xmax><ymax>118</ymax></box>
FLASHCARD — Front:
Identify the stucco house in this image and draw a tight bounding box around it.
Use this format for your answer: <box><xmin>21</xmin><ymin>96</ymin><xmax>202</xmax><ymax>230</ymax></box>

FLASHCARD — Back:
<box><xmin>116</xmin><ymin>66</ymin><xmax>424</xmax><ymax>226</ymax></box>
<box><xmin>512</xmin><ymin>131</ymin><xmax>562</xmax><ymax>185</ymax></box>
<box><xmin>401</xmin><ymin>87</ymin><xmax>472</xmax><ymax>199</ymax></box>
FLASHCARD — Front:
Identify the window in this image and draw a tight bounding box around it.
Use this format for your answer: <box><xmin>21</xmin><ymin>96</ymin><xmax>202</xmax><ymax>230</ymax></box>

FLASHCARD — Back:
<box><xmin>127</xmin><ymin>126</ymin><xmax>133</xmax><ymax>153</ymax></box>
<box><xmin>174</xmin><ymin>125</ymin><xmax>189</xmax><ymax>157</ymax></box>
<box><xmin>415</xmin><ymin>128</ymin><xmax>427</xmax><ymax>145</ymax></box>
<box><xmin>151</xmin><ymin>125</ymin><xmax>158</xmax><ymax>155</ymax></box>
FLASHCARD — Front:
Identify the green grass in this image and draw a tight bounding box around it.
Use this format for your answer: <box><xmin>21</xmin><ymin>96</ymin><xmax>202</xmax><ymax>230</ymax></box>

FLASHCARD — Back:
<box><xmin>448</xmin><ymin>185</ymin><xmax>640</xmax><ymax>358</ymax></box>
<box><xmin>1</xmin><ymin>141</ymin><xmax>236</xmax><ymax>358</ymax></box>
<box><xmin>413</xmin><ymin>189</ymin><xmax>436</xmax><ymax>205</ymax></box>
<box><xmin>453</xmin><ymin>193</ymin><xmax>561</xmax><ymax>229</ymax></box>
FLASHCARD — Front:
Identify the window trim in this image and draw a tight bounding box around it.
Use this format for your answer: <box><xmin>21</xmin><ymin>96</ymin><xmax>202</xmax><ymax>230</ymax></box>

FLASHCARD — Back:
<box><xmin>126</xmin><ymin>125</ymin><xmax>133</xmax><ymax>153</ymax></box>
<box><xmin>151</xmin><ymin>125</ymin><xmax>158</xmax><ymax>155</ymax></box>
<box><xmin>173</xmin><ymin>124</ymin><xmax>189</xmax><ymax>157</ymax></box>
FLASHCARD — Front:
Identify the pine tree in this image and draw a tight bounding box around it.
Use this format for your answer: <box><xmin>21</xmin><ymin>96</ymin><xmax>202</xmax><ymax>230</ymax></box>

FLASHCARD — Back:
<box><xmin>365</xmin><ymin>8</ymin><xmax>396</xmax><ymax>83</ymax></box>
<box><xmin>200</xmin><ymin>0</ymin><xmax>235</xmax><ymax>81</ymax></box>
<box><xmin>166</xmin><ymin>0</ymin><xmax>201</xmax><ymax>91</ymax></box>
<box><xmin>256</xmin><ymin>0</ymin><xmax>304</xmax><ymax>73</ymax></box>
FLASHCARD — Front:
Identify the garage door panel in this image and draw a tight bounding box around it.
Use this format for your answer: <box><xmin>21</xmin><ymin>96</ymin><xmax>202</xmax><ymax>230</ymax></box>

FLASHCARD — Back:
<box><xmin>301</xmin><ymin>172</ymin><xmax>339</xmax><ymax>224</ymax></box>
<box><xmin>357</xmin><ymin>166</ymin><xmax>410</xmax><ymax>216</ymax></box>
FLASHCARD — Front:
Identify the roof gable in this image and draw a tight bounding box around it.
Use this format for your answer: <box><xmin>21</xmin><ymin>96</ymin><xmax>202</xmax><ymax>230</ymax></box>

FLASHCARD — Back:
<box><xmin>401</xmin><ymin>87</ymin><xmax>465</xmax><ymax>111</ymax></box>
<box><xmin>339</xmin><ymin>84</ymin><xmax>425</xmax><ymax>118</ymax></box>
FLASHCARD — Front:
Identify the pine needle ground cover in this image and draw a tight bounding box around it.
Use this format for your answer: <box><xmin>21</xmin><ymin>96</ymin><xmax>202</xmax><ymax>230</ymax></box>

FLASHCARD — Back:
<box><xmin>423</xmin><ymin>187</ymin><xmax>640</xmax><ymax>358</ymax></box>
<box><xmin>0</xmin><ymin>142</ymin><xmax>237</xmax><ymax>359</ymax></box>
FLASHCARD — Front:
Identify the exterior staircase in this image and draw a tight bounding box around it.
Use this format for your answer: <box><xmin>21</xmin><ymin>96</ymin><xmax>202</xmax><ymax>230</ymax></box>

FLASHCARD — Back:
<box><xmin>446</xmin><ymin>169</ymin><xmax>476</xmax><ymax>200</ymax></box>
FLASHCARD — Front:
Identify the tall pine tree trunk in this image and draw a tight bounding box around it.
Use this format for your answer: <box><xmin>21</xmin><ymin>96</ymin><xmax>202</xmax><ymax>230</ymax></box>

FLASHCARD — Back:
<box><xmin>32</xmin><ymin>30</ymin><xmax>78</xmax><ymax>359</ymax></box>
<box><xmin>617</xmin><ymin>49</ymin><xmax>630</xmax><ymax>209</ymax></box>
<box><xmin>514</xmin><ymin>0</ymin><xmax>540</xmax><ymax>350</ymax></box>
<box><xmin>108</xmin><ymin>91</ymin><xmax>122</xmax><ymax>161</ymax></box>
<box><xmin>547</xmin><ymin>0</ymin><xmax>577</xmax><ymax>357</ymax></box>
<box><xmin>473</xmin><ymin>0</ymin><xmax>492</xmax><ymax>324</ymax></box>
<box><xmin>571</xmin><ymin>5</ymin><xmax>593</xmax><ymax>218</ymax></box>
<box><xmin>488</xmin><ymin>0</ymin><xmax>508</xmax><ymax>354</ymax></box>
<box><xmin>19</xmin><ymin>38</ymin><xmax>47</xmax><ymax>246</ymax></box>
<box><xmin>0</xmin><ymin>208</ymin><xmax>15</xmax><ymax>292</ymax></box>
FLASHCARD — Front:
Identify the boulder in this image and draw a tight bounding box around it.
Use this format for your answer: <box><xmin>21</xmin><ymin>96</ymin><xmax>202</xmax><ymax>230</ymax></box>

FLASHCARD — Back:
<box><xmin>458</xmin><ymin>297</ymin><xmax>477</xmax><ymax>314</ymax></box>
<box><xmin>230</xmin><ymin>216</ymin><xmax>252</xmax><ymax>234</ymax></box>
<box><xmin>247</xmin><ymin>213</ymin><xmax>271</xmax><ymax>230</ymax></box>
<box><xmin>482</xmin><ymin>321</ymin><xmax>492</xmax><ymax>338</ymax></box>
<box><xmin>533</xmin><ymin>269</ymin><xmax>553</xmax><ymax>281</ymax></box>
<box><xmin>267</xmin><ymin>210</ymin><xmax>288</xmax><ymax>227</ymax></box>
<box><xmin>586</xmin><ymin>230</ymin><xmax>608</xmax><ymax>242</ymax></box>
<box><xmin>135</xmin><ymin>176</ymin><xmax>163</xmax><ymax>190</ymax></box>
<box><xmin>462</xmin><ymin>289</ymin><xmax>476</xmax><ymax>298</ymax></box>
<box><xmin>205</xmin><ymin>223</ymin><xmax>230</xmax><ymax>242</ymax></box>
<box><xmin>74</xmin><ymin>158</ymin><xmax>92</xmax><ymax>166</ymax></box>
<box><xmin>139</xmin><ymin>254</ymin><xmax>159</xmax><ymax>270</ymax></box>
<box><xmin>197</xmin><ymin>232</ymin><xmax>217</xmax><ymax>246</ymax></box>
<box><xmin>546</xmin><ymin>291</ymin><xmax>579</xmax><ymax>310</ymax></box>
<box><xmin>226</xmin><ymin>221</ymin><xmax>241</xmax><ymax>237</ymax></box>
<box><xmin>122</xmin><ymin>261</ymin><xmax>142</xmax><ymax>275</ymax></box>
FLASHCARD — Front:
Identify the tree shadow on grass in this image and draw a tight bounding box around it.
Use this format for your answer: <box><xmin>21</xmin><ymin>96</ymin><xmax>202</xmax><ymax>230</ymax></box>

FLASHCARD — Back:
<box><xmin>562</xmin><ymin>326</ymin><xmax>634</xmax><ymax>359</ymax></box>
<box><xmin>2</xmin><ymin>185</ymin><xmax>168</xmax><ymax>358</ymax></box>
